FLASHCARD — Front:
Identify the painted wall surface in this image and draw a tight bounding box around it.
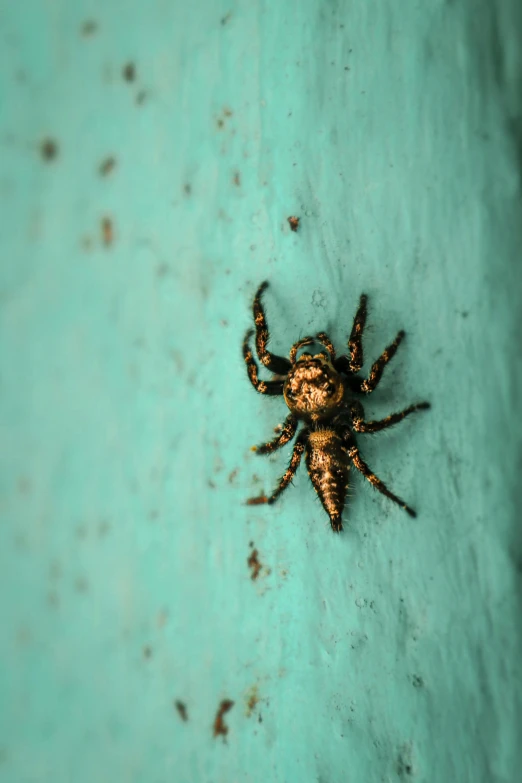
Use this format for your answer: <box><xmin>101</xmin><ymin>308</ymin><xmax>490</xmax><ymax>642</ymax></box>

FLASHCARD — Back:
<box><xmin>1</xmin><ymin>1</ymin><xmax>522</xmax><ymax>781</ymax></box>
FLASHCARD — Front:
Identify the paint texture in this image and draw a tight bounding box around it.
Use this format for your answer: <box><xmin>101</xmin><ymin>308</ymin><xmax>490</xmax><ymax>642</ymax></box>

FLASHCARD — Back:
<box><xmin>1</xmin><ymin>1</ymin><xmax>522</xmax><ymax>781</ymax></box>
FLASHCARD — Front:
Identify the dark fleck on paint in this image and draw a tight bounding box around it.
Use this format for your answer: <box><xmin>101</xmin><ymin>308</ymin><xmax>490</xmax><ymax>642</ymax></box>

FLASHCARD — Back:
<box><xmin>183</xmin><ymin>183</ymin><xmax>192</xmax><ymax>196</ymax></box>
<box><xmin>81</xmin><ymin>20</ymin><xmax>98</xmax><ymax>36</ymax></box>
<box><xmin>246</xmin><ymin>494</ymin><xmax>268</xmax><ymax>506</ymax></box>
<box><xmin>397</xmin><ymin>745</ymin><xmax>414</xmax><ymax>778</ymax></box>
<box><xmin>143</xmin><ymin>646</ymin><xmax>152</xmax><ymax>659</ymax></box>
<box><xmin>99</xmin><ymin>157</ymin><xmax>116</xmax><ymax>176</ymax></box>
<box><xmin>245</xmin><ymin>685</ymin><xmax>260</xmax><ymax>716</ymax></box>
<box><xmin>233</xmin><ymin>171</ymin><xmax>241</xmax><ymax>186</ymax></box>
<box><xmin>221</xmin><ymin>12</ymin><xmax>232</xmax><ymax>25</ymax></box>
<box><xmin>156</xmin><ymin>264</ymin><xmax>170</xmax><ymax>278</ymax></box>
<box><xmin>101</xmin><ymin>217</ymin><xmax>113</xmax><ymax>246</ymax></box>
<box><xmin>136</xmin><ymin>90</ymin><xmax>147</xmax><ymax>105</ymax></box>
<box><xmin>287</xmin><ymin>215</ymin><xmax>300</xmax><ymax>232</ymax></box>
<box><xmin>411</xmin><ymin>674</ymin><xmax>424</xmax><ymax>688</ymax></box>
<box><xmin>228</xmin><ymin>468</ymin><xmax>238</xmax><ymax>483</ymax></box>
<box><xmin>40</xmin><ymin>138</ymin><xmax>58</xmax><ymax>162</ymax></box>
<box><xmin>213</xmin><ymin>699</ymin><xmax>234</xmax><ymax>738</ymax></box>
<box><xmin>223</xmin><ymin>107</ymin><xmax>233</xmax><ymax>117</ymax></box>
<box><xmin>175</xmin><ymin>700</ymin><xmax>188</xmax><ymax>721</ymax></box>
<box><xmin>247</xmin><ymin>548</ymin><xmax>262</xmax><ymax>580</ymax></box>
<box><xmin>123</xmin><ymin>62</ymin><xmax>136</xmax><ymax>82</ymax></box>
<box><xmin>74</xmin><ymin>577</ymin><xmax>88</xmax><ymax>592</ymax></box>
<box><xmin>216</xmin><ymin>118</ymin><xmax>225</xmax><ymax>129</ymax></box>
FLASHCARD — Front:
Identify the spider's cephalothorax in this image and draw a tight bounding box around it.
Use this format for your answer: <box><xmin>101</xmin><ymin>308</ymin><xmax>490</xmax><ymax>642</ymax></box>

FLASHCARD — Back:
<box><xmin>284</xmin><ymin>353</ymin><xmax>345</xmax><ymax>420</ymax></box>
<box><xmin>242</xmin><ymin>281</ymin><xmax>430</xmax><ymax>532</ymax></box>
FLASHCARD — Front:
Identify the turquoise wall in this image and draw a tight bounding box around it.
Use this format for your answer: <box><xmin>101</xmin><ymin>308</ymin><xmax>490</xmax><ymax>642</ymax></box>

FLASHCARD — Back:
<box><xmin>1</xmin><ymin>1</ymin><xmax>522</xmax><ymax>781</ymax></box>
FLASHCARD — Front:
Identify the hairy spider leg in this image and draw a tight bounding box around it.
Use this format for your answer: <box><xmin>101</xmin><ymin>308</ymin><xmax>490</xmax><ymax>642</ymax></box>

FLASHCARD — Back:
<box><xmin>333</xmin><ymin>293</ymin><xmax>368</xmax><ymax>378</ymax></box>
<box><xmin>252</xmin><ymin>413</ymin><xmax>298</xmax><ymax>455</ymax></box>
<box><xmin>252</xmin><ymin>281</ymin><xmax>292</xmax><ymax>374</ymax></box>
<box><xmin>359</xmin><ymin>329</ymin><xmax>405</xmax><ymax>394</ymax></box>
<box><xmin>243</xmin><ymin>330</ymin><xmax>284</xmax><ymax>395</ymax></box>
<box><xmin>266</xmin><ymin>429</ymin><xmax>309</xmax><ymax>504</ymax></box>
<box><xmin>289</xmin><ymin>336</ymin><xmax>315</xmax><ymax>364</ymax></box>
<box><xmin>348</xmin><ymin>293</ymin><xmax>368</xmax><ymax>372</ymax></box>
<box><xmin>342</xmin><ymin>429</ymin><xmax>416</xmax><ymax>517</ymax></box>
<box><xmin>315</xmin><ymin>332</ymin><xmax>336</xmax><ymax>361</ymax></box>
<box><xmin>349</xmin><ymin>400</ymin><xmax>431</xmax><ymax>433</ymax></box>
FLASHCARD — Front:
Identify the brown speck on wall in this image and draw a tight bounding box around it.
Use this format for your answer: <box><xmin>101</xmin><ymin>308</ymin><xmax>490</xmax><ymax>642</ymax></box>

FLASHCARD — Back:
<box><xmin>246</xmin><ymin>494</ymin><xmax>268</xmax><ymax>506</ymax></box>
<box><xmin>101</xmin><ymin>217</ymin><xmax>113</xmax><ymax>246</ymax></box>
<box><xmin>40</xmin><ymin>138</ymin><xmax>58</xmax><ymax>162</ymax></box>
<box><xmin>287</xmin><ymin>215</ymin><xmax>300</xmax><ymax>232</ymax></box>
<box><xmin>245</xmin><ymin>685</ymin><xmax>260</xmax><ymax>717</ymax></box>
<box><xmin>99</xmin><ymin>157</ymin><xmax>116</xmax><ymax>176</ymax></box>
<box><xmin>81</xmin><ymin>20</ymin><xmax>98</xmax><ymax>36</ymax></box>
<box><xmin>247</xmin><ymin>548</ymin><xmax>262</xmax><ymax>580</ymax></box>
<box><xmin>123</xmin><ymin>62</ymin><xmax>136</xmax><ymax>82</ymax></box>
<box><xmin>213</xmin><ymin>699</ymin><xmax>234</xmax><ymax>739</ymax></box>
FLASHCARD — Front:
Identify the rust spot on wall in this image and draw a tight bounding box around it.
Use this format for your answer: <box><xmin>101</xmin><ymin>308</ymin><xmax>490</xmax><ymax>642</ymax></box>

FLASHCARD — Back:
<box><xmin>101</xmin><ymin>217</ymin><xmax>113</xmax><ymax>246</ymax></box>
<box><xmin>247</xmin><ymin>546</ymin><xmax>262</xmax><ymax>580</ymax></box>
<box><xmin>244</xmin><ymin>685</ymin><xmax>260</xmax><ymax>717</ymax></box>
<box><xmin>287</xmin><ymin>216</ymin><xmax>300</xmax><ymax>232</ymax></box>
<box><xmin>246</xmin><ymin>494</ymin><xmax>268</xmax><ymax>506</ymax></box>
<box><xmin>213</xmin><ymin>699</ymin><xmax>234</xmax><ymax>738</ymax></box>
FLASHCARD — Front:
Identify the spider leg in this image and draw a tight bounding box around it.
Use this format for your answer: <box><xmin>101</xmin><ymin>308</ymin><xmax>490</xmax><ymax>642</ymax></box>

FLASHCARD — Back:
<box><xmin>349</xmin><ymin>400</ymin><xmax>430</xmax><ymax>433</ymax></box>
<box><xmin>315</xmin><ymin>332</ymin><xmax>336</xmax><ymax>361</ymax></box>
<box><xmin>333</xmin><ymin>293</ymin><xmax>367</xmax><ymax>381</ymax></box>
<box><xmin>348</xmin><ymin>293</ymin><xmax>368</xmax><ymax>372</ymax></box>
<box><xmin>243</xmin><ymin>330</ymin><xmax>284</xmax><ymax>395</ymax></box>
<box><xmin>253</xmin><ymin>281</ymin><xmax>291</xmax><ymax>374</ymax></box>
<box><xmin>252</xmin><ymin>414</ymin><xmax>298</xmax><ymax>455</ymax></box>
<box><xmin>360</xmin><ymin>329</ymin><xmax>405</xmax><ymax>394</ymax></box>
<box><xmin>267</xmin><ymin>428</ymin><xmax>309</xmax><ymax>504</ymax></box>
<box><xmin>289</xmin><ymin>336</ymin><xmax>315</xmax><ymax>364</ymax></box>
<box><xmin>342</xmin><ymin>428</ymin><xmax>416</xmax><ymax>517</ymax></box>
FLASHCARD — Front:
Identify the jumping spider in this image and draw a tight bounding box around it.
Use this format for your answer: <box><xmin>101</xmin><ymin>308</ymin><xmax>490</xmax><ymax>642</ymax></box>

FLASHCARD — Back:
<box><xmin>243</xmin><ymin>281</ymin><xmax>430</xmax><ymax>532</ymax></box>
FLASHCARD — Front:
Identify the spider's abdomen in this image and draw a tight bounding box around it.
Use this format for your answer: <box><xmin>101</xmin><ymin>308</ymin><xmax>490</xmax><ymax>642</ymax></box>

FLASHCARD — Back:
<box><xmin>284</xmin><ymin>357</ymin><xmax>345</xmax><ymax>421</ymax></box>
<box><xmin>306</xmin><ymin>430</ymin><xmax>350</xmax><ymax>532</ymax></box>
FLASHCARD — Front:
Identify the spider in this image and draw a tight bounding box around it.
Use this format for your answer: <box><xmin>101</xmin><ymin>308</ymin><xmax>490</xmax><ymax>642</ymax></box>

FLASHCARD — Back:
<box><xmin>242</xmin><ymin>281</ymin><xmax>430</xmax><ymax>532</ymax></box>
